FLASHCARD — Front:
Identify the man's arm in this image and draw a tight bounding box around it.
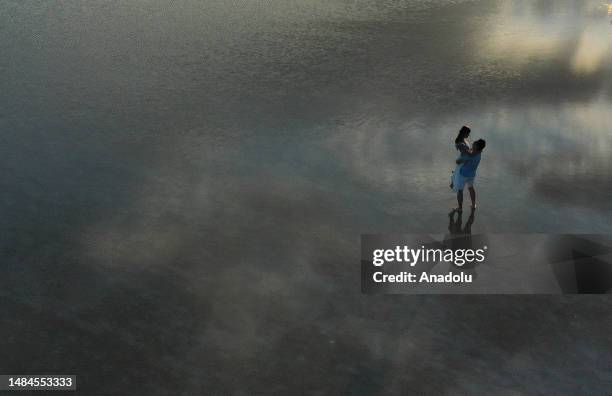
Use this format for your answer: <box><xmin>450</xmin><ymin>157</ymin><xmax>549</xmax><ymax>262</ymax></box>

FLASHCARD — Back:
<box><xmin>456</xmin><ymin>151</ymin><xmax>475</xmax><ymax>164</ymax></box>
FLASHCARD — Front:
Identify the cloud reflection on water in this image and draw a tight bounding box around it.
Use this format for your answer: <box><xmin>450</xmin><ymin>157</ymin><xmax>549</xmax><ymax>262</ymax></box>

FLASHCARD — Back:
<box><xmin>473</xmin><ymin>0</ymin><xmax>612</xmax><ymax>77</ymax></box>
<box><xmin>2</xmin><ymin>1</ymin><xmax>612</xmax><ymax>393</ymax></box>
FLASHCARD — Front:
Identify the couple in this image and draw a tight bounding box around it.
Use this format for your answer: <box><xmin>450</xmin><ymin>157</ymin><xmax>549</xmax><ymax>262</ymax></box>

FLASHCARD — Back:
<box><xmin>450</xmin><ymin>125</ymin><xmax>486</xmax><ymax>212</ymax></box>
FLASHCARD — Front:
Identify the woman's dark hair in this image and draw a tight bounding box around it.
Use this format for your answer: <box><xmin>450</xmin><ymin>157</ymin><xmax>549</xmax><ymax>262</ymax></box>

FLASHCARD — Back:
<box><xmin>455</xmin><ymin>125</ymin><xmax>471</xmax><ymax>144</ymax></box>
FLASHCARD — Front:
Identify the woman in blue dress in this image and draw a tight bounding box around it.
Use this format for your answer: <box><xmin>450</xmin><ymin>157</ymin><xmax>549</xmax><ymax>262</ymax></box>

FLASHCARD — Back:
<box><xmin>450</xmin><ymin>125</ymin><xmax>471</xmax><ymax>194</ymax></box>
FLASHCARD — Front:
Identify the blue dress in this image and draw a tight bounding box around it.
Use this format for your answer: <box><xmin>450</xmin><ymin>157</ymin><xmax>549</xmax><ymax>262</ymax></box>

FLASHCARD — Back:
<box><xmin>451</xmin><ymin>141</ymin><xmax>470</xmax><ymax>192</ymax></box>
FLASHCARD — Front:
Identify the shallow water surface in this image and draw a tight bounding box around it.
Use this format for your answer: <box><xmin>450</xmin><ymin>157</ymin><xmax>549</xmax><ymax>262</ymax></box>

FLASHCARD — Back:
<box><xmin>1</xmin><ymin>0</ymin><xmax>611</xmax><ymax>394</ymax></box>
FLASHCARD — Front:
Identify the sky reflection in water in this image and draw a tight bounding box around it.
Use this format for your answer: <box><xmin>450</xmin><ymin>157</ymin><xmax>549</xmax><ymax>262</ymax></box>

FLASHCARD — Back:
<box><xmin>1</xmin><ymin>1</ymin><xmax>612</xmax><ymax>394</ymax></box>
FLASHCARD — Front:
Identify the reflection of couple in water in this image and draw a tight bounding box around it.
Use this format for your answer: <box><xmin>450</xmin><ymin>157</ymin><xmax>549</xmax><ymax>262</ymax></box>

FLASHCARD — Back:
<box><xmin>448</xmin><ymin>206</ymin><xmax>476</xmax><ymax>235</ymax></box>
<box><xmin>450</xmin><ymin>125</ymin><xmax>486</xmax><ymax>212</ymax></box>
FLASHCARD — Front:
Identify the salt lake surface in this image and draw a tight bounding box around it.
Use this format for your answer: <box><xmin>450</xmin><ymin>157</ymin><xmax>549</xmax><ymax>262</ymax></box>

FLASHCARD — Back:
<box><xmin>1</xmin><ymin>0</ymin><xmax>611</xmax><ymax>394</ymax></box>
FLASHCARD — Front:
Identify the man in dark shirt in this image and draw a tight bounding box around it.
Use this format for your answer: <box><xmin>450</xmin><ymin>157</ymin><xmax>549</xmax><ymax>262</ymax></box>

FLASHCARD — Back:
<box><xmin>455</xmin><ymin>139</ymin><xmax>486</xmax><ymax>211</ymax></box>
